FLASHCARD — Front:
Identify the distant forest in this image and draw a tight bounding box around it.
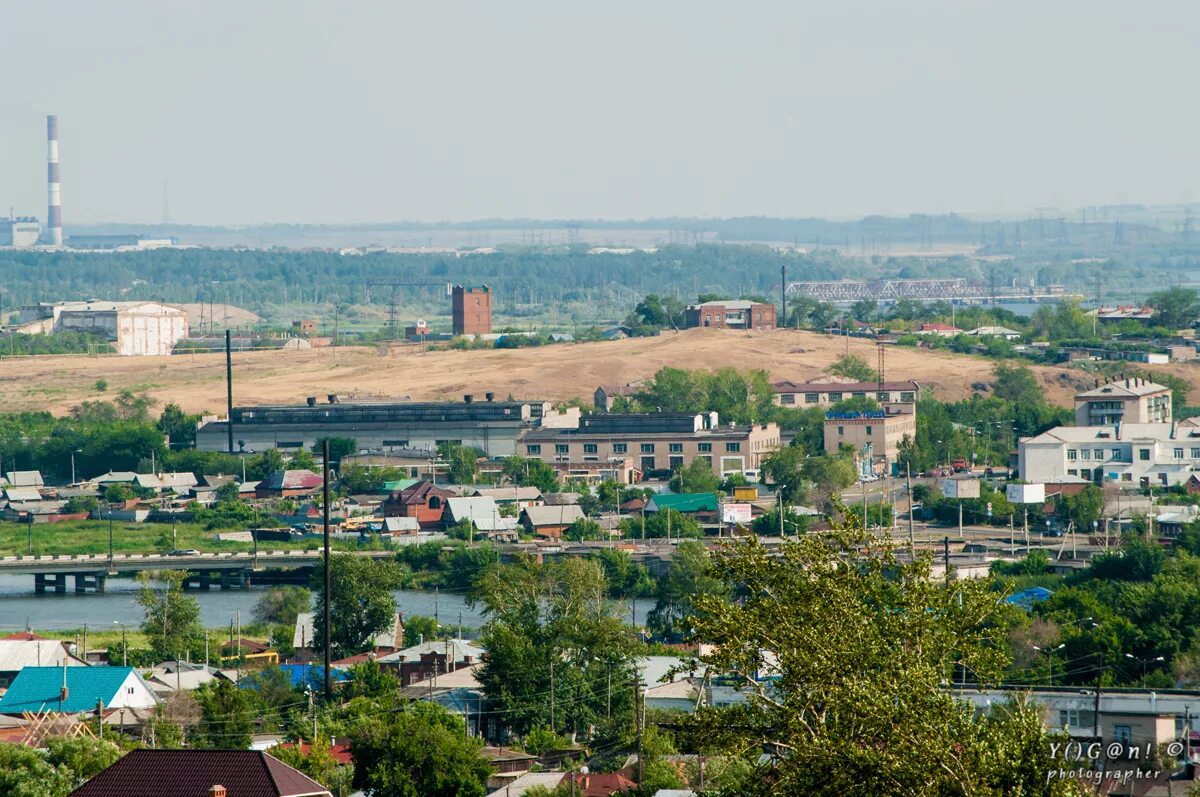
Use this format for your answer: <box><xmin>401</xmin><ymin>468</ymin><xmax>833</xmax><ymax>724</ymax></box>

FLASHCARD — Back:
<box><xmin>5</xmin><ymin>215</ymin><xmax>1200</xmax><ymax>328</ymax></box>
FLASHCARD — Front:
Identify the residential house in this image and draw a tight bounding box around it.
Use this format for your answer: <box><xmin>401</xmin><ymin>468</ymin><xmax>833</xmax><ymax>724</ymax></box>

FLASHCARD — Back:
<box><xmin>0</xmin><ymin>638</ymin><xmax>84</xmax><ymax>688</ymax></box>
<box><xmin>397</xmin><ymin>662</ymin><xmax>485</xmax><ymax>736</ymax></box>
<box><xmin>378</xmin><ymin>639</ymin><xmax>485</xmax><ymax>686</ymax></box>
<box><xmin>255</xmin><ymin>470</ymin><xmax>323</xmax><ymax>499</ymax></box>
<box><xmin>471</xmin><ymin>486</ymin><xmax>544</xmax><ymax>509</ymax></box>
<box><xmin>548</xmin><ymin>456</ymin><xmax>637</xmax><ymax>485</ymax></box>
<box><xmin>134</xmin><ymin>472</ymin><xmax>199</xmax><ymax>494</ymax></box>
<box><xmin>486</xmin><ymin>772</ymin><xmax>567</xmax><ymax>797</ymax></box>
<box><xmin>913</xmin><ymin>321</ymin><xmax>963</xmax><ymax>337</ymax></box>
<box><xmin>2</xmin><ymin>485</ymin><xmax>43</xmax><ymax>503</ymax></box>
<box><xmin>519</xmin><ymin>504</ymin><xmax>586</xmax><ymax>539</ymax></box>
<box><xmin>560</xmin><ymin>772</ymin><xmax>639</xmax><ymax>797</ymax></box>
<box><xmin>444</xmin><ymin>496</ymin><xmax>520</xmax><ymax>539</ymax></box>
<box><xmin>594</xmin><ymin>383</ymin><xmax>643</xmax><ymax>412</ymax></box>
<box><xmin>380</xmin><ymin>480</ymin><xmax>456</xmax><ymax>528</ymax></box>
<box><xmin>4</xmin><ymin>471</ymin><xmax>45</xmax><ymax>487</ymax></box>
<box><xmin>0</xmin><ymin>666</ymin><xmax>157</xmax><ymax>715</ymax></box>
<box><xmin>771</xmin><ymin>378</ymin><xmax>920</xmax><ymax>408</ymax></box>
<box><xmin>68</xmin><ymin>750</ymin><xmax>332</xmax><ymax>797</ymax></box>
<box><xmin>965</xmin><ymin>326</ymin><xmax>1022</xmax><ymax>340</ymax></box>
<box><xmin>684</xmin><ymin>300</ymin><xmax>777</xmax><ymax>330</ymax></box>
<box><xmin>521</xmin><ymin>412</ymin><xmax>779</xmax><ymax>479</ymax></box>
<box><xmin>544</xmin><ymin>492</ymin><xmax>582</xmax><ymax>506</ymax></box>
<box><xmin>292</xmin><ymin>612</ymin><xmax>405</xmax><ymax>661</ymax></box>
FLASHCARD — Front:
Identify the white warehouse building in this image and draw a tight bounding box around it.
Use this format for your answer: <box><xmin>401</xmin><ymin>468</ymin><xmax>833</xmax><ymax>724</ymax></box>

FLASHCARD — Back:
<box><xmin>1018</xmin><ymin>418</ymin><xmax>1200</xmax><ymax>488</ymax></box>
<box><xmin>15</xmin><ymin>300</ymin><xmax>190</xmax><ymax>356</ymax></box>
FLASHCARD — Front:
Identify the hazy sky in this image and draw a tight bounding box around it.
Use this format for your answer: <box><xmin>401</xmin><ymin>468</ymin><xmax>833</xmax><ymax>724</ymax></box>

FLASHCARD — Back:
<box><xmin>2</xmin><ymin>1</ymin><xmax>1198</xmax><ymax>225</ymax></box>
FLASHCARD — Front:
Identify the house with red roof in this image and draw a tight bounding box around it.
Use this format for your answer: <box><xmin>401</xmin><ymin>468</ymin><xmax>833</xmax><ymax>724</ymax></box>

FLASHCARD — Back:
<box><xmin>255</xmin><ymin>470</ymin><xmax>323</xmax><ymax>499</ymax></box>
<box><xmin>380</xmin><ymin>479</ymin><xmax>456</xmax><ymax>528</ymax></box>
<box><xmin>69</xmin><ymin>749</ymin><xmax>331</xmax><ymax>797</ymax></box>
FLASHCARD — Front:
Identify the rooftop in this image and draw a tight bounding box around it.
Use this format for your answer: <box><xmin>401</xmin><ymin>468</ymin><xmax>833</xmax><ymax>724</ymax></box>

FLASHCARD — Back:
<box><xmin>1076</xmin><ymin>377</ymin><xmax>1171</xmax><ymax>399</ymax></box>
<box><xmin>68</xmin><ymin>749</ymin><xmax>331</xmax><ymax>797</ymax></box>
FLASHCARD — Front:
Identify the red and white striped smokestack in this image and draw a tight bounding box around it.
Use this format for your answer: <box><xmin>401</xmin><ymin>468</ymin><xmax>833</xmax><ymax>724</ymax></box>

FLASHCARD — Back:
<box><xmin>47</xmin><ymin>114</ymin><xmax>62</xmax><ymax>246</ymax></box>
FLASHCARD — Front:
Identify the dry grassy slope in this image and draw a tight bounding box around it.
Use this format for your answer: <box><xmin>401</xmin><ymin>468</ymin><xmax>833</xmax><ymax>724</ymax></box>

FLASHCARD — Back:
<box><xmin>0</xmin><ymin>329</ymin><xmax>1103</xmax><ymax>416</ymax></box>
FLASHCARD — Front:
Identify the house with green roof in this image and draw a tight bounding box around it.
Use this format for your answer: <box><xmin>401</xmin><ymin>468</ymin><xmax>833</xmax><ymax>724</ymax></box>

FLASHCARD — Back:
<box><xmin>0</xmin><ymin>666</ymin><xmax>157</xmax><ymax>715</ymax></box>
<box><xmin>645</xmin><ymin>493</ymin><xmax>719</xmax><ymax>514</ymax></box>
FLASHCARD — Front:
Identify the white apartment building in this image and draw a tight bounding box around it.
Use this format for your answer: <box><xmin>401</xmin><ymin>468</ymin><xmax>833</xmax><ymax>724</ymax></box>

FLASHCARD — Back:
<box><xmin>1018</xmin><ymin>418</ymin><xmax>1200</xmax><ymax>487</ymax></box>
<box><xmin>1074</xmin><ymin>377</ymin><xmax>1172</xmax><ymax>426</ymax></box>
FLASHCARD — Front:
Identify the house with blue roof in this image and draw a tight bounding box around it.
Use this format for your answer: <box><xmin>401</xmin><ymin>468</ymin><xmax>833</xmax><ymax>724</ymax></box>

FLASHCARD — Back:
<box><xmin>0</xmin><ymin>666</ymin><xmax>157</xmax><ymax>715</ymax></box>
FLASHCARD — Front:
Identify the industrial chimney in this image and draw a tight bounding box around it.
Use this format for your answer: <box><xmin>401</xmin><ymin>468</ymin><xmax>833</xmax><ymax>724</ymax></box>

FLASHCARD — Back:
<box><xmin>46</xmin><ymin>114</ymin><xmax>62</xmax><ymax>246</ymax></box>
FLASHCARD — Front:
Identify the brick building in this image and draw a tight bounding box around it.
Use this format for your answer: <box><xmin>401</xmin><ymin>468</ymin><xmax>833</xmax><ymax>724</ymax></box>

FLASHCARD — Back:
<box><xmin>452</xmin><ymin>285</ymin><xmax>492</xmax><ymax>336</ymax></box>
<box><xmin>823</xmin><ymin>405</ymin><xmax>917</xmax><ymax>476</ymax></box>
<box><xmin>684</xmin><ymin>300</ymin><xmax>776</xmax><ymax>330</ymax></box>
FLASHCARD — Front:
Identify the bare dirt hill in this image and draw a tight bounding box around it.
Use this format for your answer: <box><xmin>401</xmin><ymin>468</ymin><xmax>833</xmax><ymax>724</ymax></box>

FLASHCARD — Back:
<box><xmin>0</xmin><ymin>329</ymin><xmax>1095</xmax><ymax>415</ymax></box>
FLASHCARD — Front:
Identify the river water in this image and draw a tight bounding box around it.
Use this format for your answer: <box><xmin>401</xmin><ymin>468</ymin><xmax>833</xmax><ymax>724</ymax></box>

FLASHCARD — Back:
<box><xmin>0</xmin><ymin>574</ymin><xmax>656</xmax><ymax>634</ymax></box>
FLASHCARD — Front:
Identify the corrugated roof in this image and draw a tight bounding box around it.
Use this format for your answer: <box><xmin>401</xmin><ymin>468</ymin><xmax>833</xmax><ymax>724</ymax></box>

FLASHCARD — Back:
<box><xmin>3</xmin><ymin>486</ymin><xmax>43</xmax><ymax>502</ymax></box>
<box><xmin>68</xmin><ymin>749</ymin><xmax>331</xmax><ymax>797</ymax></box>
<box><xmin>472</xmin><ymin>486</ymin><xmax>543</xmax><ymax>502</ymax></box>
<box><xmin>4</xmin><ymin>470</ymin><xmax>44</xmax><ymax>487</ymax></box>
<box><xmin>522</xmin><ymin>505</ymin><xmax>585</xmax><ymax>527</ymax></box>
<box><xmin>646</xmin><ymin>493</ymin><xmax>719</xmax><ymax>513</ymax></box>
<box><xmin>258</xmin><ymin>470</ymin><xmax>323</xmax><ymax>491</ymax></box>
<box><xmin>0</xmin><ymin>666</ymin><xmax>137</xmax><ymax>713</ymax></box>
<box><xmin>0</xmin><ymin>640</ymin><xmax>81</xmax><ymax>672</ymax></box>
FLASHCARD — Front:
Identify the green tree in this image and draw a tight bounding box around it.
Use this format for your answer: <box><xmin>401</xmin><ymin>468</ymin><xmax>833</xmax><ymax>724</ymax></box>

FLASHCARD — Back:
<box><xmin>157</xmin><ymin>402</ymin><xmax>202</xmax><ymax>449</ymax></box>
<box><xmin>312</xmin><ymin>436</ymin><xmax>357</xmax><ymax>466</ymax></box>
<box><xmin>312</xmin><ymin>554</ymin><xmax>402</xmax><ymax>658</ymax></box>
<box><xmin>829</xmin><ymin>354</ymin><xmax>877</xmax><ymax>382</ymax></box>
<box><xmin>668</xmin><ymin>458</ymin><xmax>720</xmax><ymax>494</ymax></box>
<box><xmin>439</xmin><ymin>442</ymin><xmax>485</xmax><ymax>485</ymax></box>
<box><xmin>253</xmin><ymin>586</ymin><xmax>312</xmax><ymax>626</ymax></box>
<box><xmin>590</xmin><ymin>548</ymin><xmax>655</xmax><ymax>598</ymax></box>
<box><xmin>271</xmin><ymin>735</ymin><xmax>353</xmax><ymax>796</ymax></box>
<box><xmin>0</xmin><ymin>742</ymin><xmax>74</xmax><ymax>797</ymax></box>
<box><xmin>992</xmin><ymin>362</ymin><xmax>1042</xmax><ymax>406</ymax></box>
<box><xmin>759</xmin><ymin>445</ymin><xmax>806</xmax><ymax>504</ymax></box>
<box><xmin>137</xmin><ymin>570</ymin><xmax>203</xmax><ymax>662</ymax></box>
<box><xmin>1056</xmin><ymin>484</ymin><xmax>1104</xmax><ymax>530</ymax></box>
<box><xmin>193</xmin><ymin>679</ymin><xmax>258</xmax><ymax>750</ymax></box>
<box><xmin>501</xmin><ymin>455</ymin><xmax>559</xmax><ymax>493</ymax></box>
<box><xmin>473</xmin><ymin>556</ymin><xmax>638</xmax><ymax>737</ymax></box>
<box><xmin>402</xmin><ymin>614</ymin><xmax>443</xmax><ymax>646</ymax></box>
<box><xmin>563</xmin><ymin>518</ymin><xmax>604</xmax><ymax>541</ymax></box>
<box><xmin>1147</xmin><ymin>286</ymin><xmax>1200</xmax><ymax>329</ymax></box>
<box><xmin>350</xmin><ymin>703</ymin><xmax>492</xmax><ymax>797</ymax></box>
<box><xmin>647</xmin><ymin>540</ymin><xmax>725</xmax><ymax>640</ymax></box>
<box><xmin>619</xmin><ymin>508</ymin><xmax>703</xmax><ymax>539</ymax></box>
<box><xmin>681</xmin><ymin>529</ymin><xmax>1079</xmax><ymax>795</ymax></box>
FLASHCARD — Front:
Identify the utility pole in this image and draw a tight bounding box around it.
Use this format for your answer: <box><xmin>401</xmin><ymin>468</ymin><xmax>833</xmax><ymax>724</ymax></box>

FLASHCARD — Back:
<box><xmin>1023</xmin><ymin>507</ymin><xmax>1029</xmax><ymax>550</ymax></box>
<box><xmin>906</xmin><ymin>464</ymin><xmax>915</xmax><ymax>555</ymax></box>
<box><xmin>549</xmin><ymin>660</ymin><xmax>555</xmax><ymax>733</ymax></box>
<box><xmin>943</xmin><ymin>537</ymin><xmax>951</xmax><ymax>585</ymax></box>
<box><xmin>322</xmin><ymin>439</ymin><xmax>332</xmax><ymax>701</ymax></box>
<box><xmin>958</xmin><ymin>501</ymin><xmax>963</xmax><ymax>539</ymax></box>
<box><xmin>82</xmin><ymin>624</ymin><xmax>87</xmax><ymax>664</ymax></box>
<box><xmin>225</xmin><ymin>330</ymin><xmax>234</xmax><ymax>454</ymax></box>
<box><xmin>1093</xmin><ymin>653</ymin><xmax>1103</xmax><ymax>740</ymax></box>
<box><xmin>633</xmin><ymin>679</ymin><xmax>646</xmax><ymax>783</ymax></box>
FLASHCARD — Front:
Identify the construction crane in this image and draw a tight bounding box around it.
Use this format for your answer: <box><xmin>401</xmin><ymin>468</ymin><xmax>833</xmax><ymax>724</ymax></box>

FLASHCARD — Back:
<box><xmin>367</xmin><ymin>280</ymin><xmax>451</xmax><ymax>339</ymax></box>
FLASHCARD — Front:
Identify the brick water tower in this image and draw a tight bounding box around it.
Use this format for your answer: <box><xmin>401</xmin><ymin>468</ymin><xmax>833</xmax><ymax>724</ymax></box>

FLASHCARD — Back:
<box><xmin>452</xmin><ymin>284</ymin><xmax>492</xmax><ymax>336</ymax></box>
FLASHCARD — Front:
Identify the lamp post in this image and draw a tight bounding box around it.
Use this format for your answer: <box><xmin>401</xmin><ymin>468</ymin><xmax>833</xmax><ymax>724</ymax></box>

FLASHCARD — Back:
<box><xmin>70</xmin><ymin>449</ymin><xmax>80</xmax><ymax>486</ymax></box>
<box><xmin>1124</xmin><ymin>653</ymin><xmax>1165</xmax><ymax>688</ymax></box>
<box><xmin>1032</xmin><ymin>643</ymin><xmax>1066</xmax><ymax>685</ymax></box>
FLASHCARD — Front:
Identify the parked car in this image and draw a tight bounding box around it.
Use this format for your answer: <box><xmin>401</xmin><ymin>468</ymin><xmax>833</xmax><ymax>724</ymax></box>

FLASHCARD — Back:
<box><xmin>167</xmin><ymin>548</ymin><xmax>200</xmax><ymax>556</ymax></box>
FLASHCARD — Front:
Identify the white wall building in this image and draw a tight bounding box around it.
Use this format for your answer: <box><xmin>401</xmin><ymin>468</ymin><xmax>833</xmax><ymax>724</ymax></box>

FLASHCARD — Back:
<box><xmin>15</xmin><ymin>300</ymin><xmax>189</xmax><ymax>356</ymax></box>
<box><xmin>1018</xmin><ymin>419</ymin><xmax>1200</xmax><ymax>488</ymax></box>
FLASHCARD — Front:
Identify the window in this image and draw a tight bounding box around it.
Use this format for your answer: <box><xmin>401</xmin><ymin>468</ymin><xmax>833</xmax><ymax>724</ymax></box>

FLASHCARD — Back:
<box><xmin>804</xmin><ymin>393</ymin><xmax>819</xmax><ymax>404</ymax></box>
<box><xmin>1122</xmin><ymin>473</ymin><xmax>1131</xmax><ymax>481</ymax></box>
<box><xmin>877</xmin><ymin>392</ymin><xmax>887</xmax><ymax>402</ymax></box>
<box><xmin>640</xmin><ymin>456</ymin><xmax>656</xmax><ymax>471</ymax></box>
<box><xmin>555</xmin><ymin>444</ymin><xmax>569</xmax><ymax>454</ymax></box>
<box><xmin>1113</xmin><ymin>449</ymin><xmax>1123</xmax><ymax>460</ymax></box>
<box><xmin>1067</xmin><ymin>449</ymin><xmax>1078</xmax><ymax>461</ymax></box>
<box><xmin>613</xmin><ymin>443</ymin><xmax>627</xmax><ymax>454</ymax></box>
<box><xmin>526</xmin><ymin>444</ymin><xmax>541</xmax><ymax>455</ymax></box>
<box><xmin>865</xmin><ymin>426</ymin><xmax>873</xmax><ymax>436</ymax></box>
<box><xmin>726</xmin><ymin>442</ymin><xmax>741</xmax><ymax>452</ymax></box>
<box><xmin>852</xmin><ymin>392</ymin><xmax>866</xmax><ymax>399</ymax></box>
<box><xmin>382</xmin><ymin>439</ymin><xmax>409</xmax><ymax>447</ymax></box>
<box><xmin>583</xmin><ymin>443</ymin><xmax>598</xmax><ymax>454</ymax></box>
<box><xmin>780</xmin><ymin>394</ymin><xmax>795</xmax><ymax>405</ymax></box>
<box><xmin>1175</xmin><ymin>448</ymin><xmax>1185</xmax><ymax>459</ymax></box>
<box><xmin>900</xmin><ymin>392</ymin><xmax>915</xmax><ymax>402</ymax></box>
<box><xmin>277</xmin><ymin>441</ymin><xmax>303</xmax><ymax>449</ymax></box>
<box><xmin>1080</xmin><ymin>449</ymin><xmax>1090</xmax><ymax>460</ymax></box>
<box><xmin>1192</xmin><ymin>448</ymin><xmax>1200</xmax><ymax>459</ymax></box>
<box><xmin>829</xmin><ymin>392</ymin><xmax>843</xmax><ymax>402</ymax></box>
<box><xmin>837</xmin><ymin>426</ymin><xmax>845</xmax><ymax>436</ymax></box>
<box><xmin>669</xmin><ymin>443</ymin><xmax>683</xmax><ymax>453</ymax></box>
<box><xmin>429</xmin><ymin>496</ymin><xmax>441</xmax><ymax>509</ymax></box>
<box><xmin>1094</xmin><ymin>449</ymin><xmax>1104</xmax><ymax>460</ymax></box>
<box><xmin>640</xmin><ymin>443</ymin><xmax>655</xmax><ymax>454</ymax></box>
<box><xmin>669</xmin><ymin>456</ymin><xmax>684</xmax><ymax>470</ymax></box>
<box><xmin>1139</xmin><ymin>448</ymin><xmax>1151</xmax><ymax>461</ymax></box>
<box><xmin>698</xmin><ymin>442</ymin><xmax>712</xmax><ymax>453</ymax></box>
<box><xmin>1067</xmin><ymin>469</ymin><xmax>1078</xmax><ymax>476</ymax></box>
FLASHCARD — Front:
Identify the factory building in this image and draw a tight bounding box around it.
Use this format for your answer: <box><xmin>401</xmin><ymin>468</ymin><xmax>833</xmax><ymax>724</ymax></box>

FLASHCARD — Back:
<box><xmin>15</xmin><ymin>300</ymin><xmax>189</xmax><ymax>356</ymax></box>
<box><xmin>452</xmin><ymin>285</ymin><xmax>492</xmax><ymax>336</ymax></box>
<box><xmin>196</xmin><ymin>395</ymin><xmax>580</xmax><ymax>457</ymax></box>
<box><xmin>65</xmin><ymin>234</ymin><xmax>178</xmax><ymax>250</ymax></box>
<box><xmin>0</xmin><ymin>216</ymin><xmax>41</xmax><ymax>248</ymax></box>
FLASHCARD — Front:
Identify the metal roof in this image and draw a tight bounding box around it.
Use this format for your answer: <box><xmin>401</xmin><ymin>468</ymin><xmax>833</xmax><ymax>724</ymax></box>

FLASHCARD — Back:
<box><xmin>67</xmin><ymin>749</ymin><xmax>331</xmax><ymax>797</ymax></box>
<box><xmin>0</xmin><ymin>666</ymin><xmax>141</xmax><ymax>714</ymax></box>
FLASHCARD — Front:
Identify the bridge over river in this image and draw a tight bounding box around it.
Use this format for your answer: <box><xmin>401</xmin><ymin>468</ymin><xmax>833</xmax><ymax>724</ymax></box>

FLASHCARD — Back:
<box><xmin>0</xmin><ymin>549</ymin><xmax>396</xmax><ymax>593</ymax></box>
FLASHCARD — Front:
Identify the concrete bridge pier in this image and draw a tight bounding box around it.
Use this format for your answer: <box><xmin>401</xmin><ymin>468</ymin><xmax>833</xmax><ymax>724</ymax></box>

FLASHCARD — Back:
<box><xmin>183</xmin><ymin>569</ymin><xmax>250</xmax><ymax>591</ymax></box>
<box><xmin>73</xmin><ymin>573</ymin><xmax>106</xmax><ymax>593</ymax></box>
<box><xmin>34</xmin><ymin>573</ymin><xmax>68</xmax><ymax>594</ymax></box>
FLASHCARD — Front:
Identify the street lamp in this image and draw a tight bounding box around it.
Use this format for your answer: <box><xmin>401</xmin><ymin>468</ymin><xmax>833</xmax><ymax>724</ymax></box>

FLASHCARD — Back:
<box><xmin>1032</xmin><ymin>643</ymin><xmax>1066</xmax><ymax>685</ymax></box>
<box><xmin>1123</xmin><ymin>653</ymin><xmax>1165</xmax><ymax>688</ymax></box>
<box><xmin>70</xmin><ymin>449</ymin><xmax>81</xmax><ymax>486</ymax></box>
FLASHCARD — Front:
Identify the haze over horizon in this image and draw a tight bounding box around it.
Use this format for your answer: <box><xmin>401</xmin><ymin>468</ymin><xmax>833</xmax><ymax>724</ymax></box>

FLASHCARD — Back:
<box><xmin>2</xmin><ymin>0</ymin><xmax>1199</xmax><ymax>227</ymax></box>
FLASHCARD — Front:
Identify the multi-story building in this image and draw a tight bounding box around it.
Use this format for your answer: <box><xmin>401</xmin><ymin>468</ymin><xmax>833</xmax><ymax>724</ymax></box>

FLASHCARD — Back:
<box><xmin>1074</xmin><ymin>377</ymin><xmax>1172</xmax><ymax>426</ymax></box>
<box><xmin>684</xmin><ymin>300</ymin><xmax>776</xmax><ymax>330</ymax></box>
<box><xmin>823</xmin><ymin>405</ymin><xmax>917</xmax><ymax>476</ymax></box>
<box><xmin>772</xmin><ymin>378</ymin><xmax>920</xmax><ymax>408</ymax></box>
<box><xmin>519</xmin><ymin>412</ymin><xmax>779</xmax><ymax>478</ymax></box>
<box><xmin>452</xmin><ymin>285</ymin><xmax>492</xmax><ymax>336</ymax></box>
<box><xmin>196</xmin><ymin>395</ymin><xmax>578</xmax><ymax>457</ymax></box>
<box><xmin>1019</xmin><ymin>418</ymin><xmax>1200</xmax><ymax>488</ymax></box>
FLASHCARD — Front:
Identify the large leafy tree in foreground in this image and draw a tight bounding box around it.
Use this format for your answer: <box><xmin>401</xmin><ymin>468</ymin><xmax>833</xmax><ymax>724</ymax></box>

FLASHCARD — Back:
<box><xmin>681</xmin><ymin>522</ymin><xmax>1086</xmax><ymax>796</ymax></box>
